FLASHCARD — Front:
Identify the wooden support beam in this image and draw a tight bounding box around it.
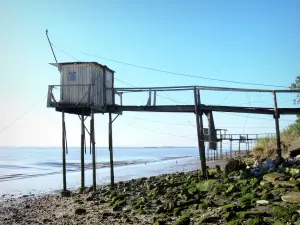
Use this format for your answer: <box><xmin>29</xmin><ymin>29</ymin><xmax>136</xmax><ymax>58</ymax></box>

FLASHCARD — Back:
<box><xmin>246</xmin><ymin>134</ymin><xmax>249</xmax><ymax>155</ymax></box>
<box><xmin>62</xmin><ymin>111</ymin><xmax>67</xmax><ymax>191</ymax></box>
<box><xmin>220</xmin><ymin>139</ymin><xmax>223</xmax><ymax>160</ymax></box>
<box><xmin>216</xmin><ymin>143</ymin><xmax>219</xmax><ymax>160</ymax></box>
<box><xmin>193</xmin><ymin>88</ymin><xmax>207</xmax><ymax>178</ymax></box>
<box><xmin>91</xmin><ymin>110</ymin><xmax>96</xmax><ymax>192</ymax></box>
<box><xmin>112</xmin><ymin>105</ymin><xmax>299</xmax><ymax>115</ymax></box>
<box><xmin>230</xmin><ymin>138</ymin><xmax>232</xmax><ymax>159</ymax></box>
<box><xmin>109</xmin><ymin>113</ymin><xmax>114</xmax><ymax>187</ymax></box>
<box><xmin>206</xmin><ymin>143</ymin><xmax>209</xmax><ymax>161</ymax></box>
<box><xmin>80</xmin><ymin>112</ymin><xmax>85</xmax><ymax>189</ymax></box>
<box><xmin>273</xmin><ymin>91</ymin><xmax>282</xmax><ymax>164</ymax></box>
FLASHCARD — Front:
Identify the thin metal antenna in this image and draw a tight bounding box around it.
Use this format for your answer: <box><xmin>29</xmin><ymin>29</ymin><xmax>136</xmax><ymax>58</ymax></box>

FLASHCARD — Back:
<box><xmin>46</xmin><ymin>29</ymin><xmax>58</xmax><ymax>64</ymax></box>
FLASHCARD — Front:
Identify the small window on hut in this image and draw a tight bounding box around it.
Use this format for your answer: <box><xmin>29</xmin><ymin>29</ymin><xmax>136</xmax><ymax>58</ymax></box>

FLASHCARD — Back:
<box><xmin>69</xmin><ymin>72</ymin><xmax>77</xmax><ymax>82</ymax></box>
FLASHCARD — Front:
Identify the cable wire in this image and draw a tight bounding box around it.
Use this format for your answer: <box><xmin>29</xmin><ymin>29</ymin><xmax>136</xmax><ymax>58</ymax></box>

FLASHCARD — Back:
<box><xmin>0</xmin><ymin>96</ymin><xmax>47</xmax><ymax>134</ymax></box>
<box><xmin>52</xmin><ymin>44</ymin><xmax>289</xmax><ymax>89</ymax></box>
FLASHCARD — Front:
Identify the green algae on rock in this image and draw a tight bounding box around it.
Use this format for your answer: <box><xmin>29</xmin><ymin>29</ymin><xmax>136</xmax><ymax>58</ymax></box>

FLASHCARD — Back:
<box><xmin>173</xmin><ymin>216</ymin><xmax>190</xmax><ymax>225</ymax></box>
<box><xmin>263</xmin><ymin>172</ymin><xmax>285</xmax><ymax>183</ymax></box>
<box><xmin>281</xmin><ymin>191</ymin><xmax>300</xmax><ymax>204</ymax></box>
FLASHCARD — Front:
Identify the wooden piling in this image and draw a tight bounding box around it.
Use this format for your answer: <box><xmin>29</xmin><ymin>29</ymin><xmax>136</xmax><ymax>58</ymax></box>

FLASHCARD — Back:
<box><xmin>109</xmin><ymin>113</ymin><xmax>114</xmax><ymax>186</ymax></box>
<box><xmin>80</xmin><ymin>111</ymin><xmax>85</xmax><ymax>189</ymax></box>
<box><xmin>230</xmin><ymin>138</ymin><xmax>232</xmax><ymax>159</ymax></box>
<box><xmin>246</xmin><ymin>134</ymin><xmax>249</xmax><ymax>155</ymax></box>
<box><xmin>91</xmin><ymin>110</ymin><xmax>96</xmax><ymax>191</ymax></box>
<box><xmin>62</xmin><ymin>111</ymin><xmax>67</xmax><ymax>191</ymax></box>
<box><xmin>207</xmin><ymin>145</ymin><xmax>209</xmax><ymax>161</ymax></box>
<box><xmin>216</xmin><ymin>142</ymin><xmax>219</xmax><ymax>160</ymax></box>
<box><xmin>273</xmin><ymin>91</ymin><xmax>282</xmax><ymax>160</ymax></box>
<box><xmin>220</xmin><ymin>139</ymin><xmax>223</xmax><ymax>159</ymax></box>
<box><xmin>193</xmin><ymin>88</ymin><xmax>207</xmax><ymax>178</ymax></box>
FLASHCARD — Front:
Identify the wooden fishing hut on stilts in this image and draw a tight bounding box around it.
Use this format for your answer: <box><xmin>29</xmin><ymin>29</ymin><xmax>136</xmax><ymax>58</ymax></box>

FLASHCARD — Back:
<box><xmin>47</xmin><ymin>61</ymin><xmax>300</xmax><ymax>197</ymax></box>
<box><xmin>47</xmin><ymin>62</ymin><xmax>117</xmax><ymax>196</ymax></box>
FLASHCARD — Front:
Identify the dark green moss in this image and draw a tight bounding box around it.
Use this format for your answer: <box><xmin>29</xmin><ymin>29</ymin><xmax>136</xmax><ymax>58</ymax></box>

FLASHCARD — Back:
<box><xmin>273</xmin><ymin>220</ymin><xmax>285</xmax><ymax>225</ymax></box>
<box><xmin>181</xmin><ymin>212</ymin><xmax>191</xmax><ymax>218</ymax></box>
<box><xmin>137</xmin><ymin>209</ymin><xmax>145</xmax><ymax>215</ymax></box>
<box><xmin>221</xmin><ymin>203</ymin><xmax>235</xmax><ymax>212</ymax></box>
<box><xmin>238</xmin><ymin>193</ymin><xmax>256</xmax><ymax>207</ymax></box>
<box><xmin>245</xmin><ymin>218</ymin><xmax>263</xmax><ymax>225</ymax></box>
<box><xmin>113</xmin><ymin>199</ymin><xmax>126</xmax><ymax>207</ymax></box>
<box><xmin>153</xmin><ymin>221</ymin><xmax>166</xmax><ymax>225</ymax></box>
<box><xmin>188</xmin><ymin>187</ymin><xmax>197</xmax><ymax>195</ymax></box>
<box><xmin>224</xmin><ymin>211</ymin><xmax>236</xmax><ymax>221</ymax></box>
<box><xmin>152</xmin><ymin>213</ymin><xmax>170</xmax><ymax>223</ymax></box>
<box><xmin>270</xmin><ymin>205</ymin><xmax>297</xmax><ymax>223</ymax></box>
<box><xmin>261</xmin><ymin>193</ymin><xmax>273</xmax><ymax>200</ymax></box>
<box><xmin>173</xmin><ymin>216</ymin><xmax>190</xmax><ymax>225</ymax></box>
<box><xmin>173</xmin><ymin>208</ymin><xmax>181</xmax><ymax>217</ymax></box>
<box><xmin>226</xmin><ymin>184</ymin><xmax>236</xmax><ymax>194</ymax></box>
<box><xmin>228</xmin><ymin>218</ymin><xmax>243</xmax><ymax>225</ymax></box>
<box><xmin>198</xmin><ymin>215</ymin><xmax>208</xmax><ymax>223</ymax></box>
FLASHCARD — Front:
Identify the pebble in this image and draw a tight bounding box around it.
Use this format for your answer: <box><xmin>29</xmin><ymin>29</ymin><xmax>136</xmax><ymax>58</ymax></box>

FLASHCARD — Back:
<box><xmin>256</xmin><ymin>200</ymin><xmax>269</xmax><ymax>205</ymax></box>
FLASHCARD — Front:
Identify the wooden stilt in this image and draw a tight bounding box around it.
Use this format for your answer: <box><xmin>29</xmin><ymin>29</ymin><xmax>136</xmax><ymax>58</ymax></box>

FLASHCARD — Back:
<box><xmin>246</xmin><ymin>134</ymin><xmax>249</xmax><ymax>155</ymax></box>
<box><xmin>193</xmin><ymin>88</ymin><xmax>207</xmax><ymax>178</ymax></box>
<box><xmin>91</xmin><ymin>110</ymin><xmax>96</xmax><ymax>191</ymax></box>
<box><xmin>109</xmin><ymin>113</ymin><xmax>114</xmax><ymax>187</ymax></box>
<box><xmin>80</xmin><ymin>111</ymin><xmax>85</xmax><ymax>189</ymax></box>
<box><xmin>61</xmin><ymin>111</ymin><xmax>70</xmax><ymax>197</ymax></box>
<box><xmin>230</xmin><ymin>138</ymin><xmax>232</xmax><ymax>159</ymax></box>
<box><xmin>238</xmin><ymin>140</ymin><xmax>241</xmax><ymax>156</ymax></box>
<box><xmin>273</xmin><ymin>91</ymin><xmax>282</xmax><ymax>163</ymax></box>
<box><xmin>62</xmin><ymin>111</ymin><xmax>67</xmax><ymax>191</ymax></box>
<box><xmin>216</xmin><ymin>142</ymin><xmax>218</xmax><ymax>160</ymax></box>
<box><xmin>207</xmin><ymin>144</ymin><xmax>209</xmax><ymax>161</ymax></box>
<box><xmin>220</xmin><ymin>139</ymin><xmax>223</xmax><ymax>159</ymax></box>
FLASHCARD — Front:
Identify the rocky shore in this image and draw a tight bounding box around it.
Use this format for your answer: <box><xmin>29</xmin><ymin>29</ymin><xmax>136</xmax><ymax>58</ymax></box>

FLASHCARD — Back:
<box><xmin>1</xmin><ymin>156</ymin><xmax>300</xmax><ymax>225</ymax></box>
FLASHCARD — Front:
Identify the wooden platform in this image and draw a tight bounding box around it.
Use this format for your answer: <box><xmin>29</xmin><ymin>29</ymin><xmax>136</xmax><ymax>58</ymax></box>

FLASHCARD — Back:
<box><xmin>53</xmin><ymin>103</ymin><xmax>299</xmax><ymax>116</ymax></box>
<box><xmin>108</xmin><ymin>104</ymin><xmax>299</xmax><ymax>115</ymax></box>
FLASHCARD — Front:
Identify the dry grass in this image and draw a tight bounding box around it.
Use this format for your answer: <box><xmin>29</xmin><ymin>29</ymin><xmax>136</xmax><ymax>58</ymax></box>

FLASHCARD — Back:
<box><xmin>253</xmin><ymin>135</ymin><xmax>299</xmax><ymax>159</ymax></box>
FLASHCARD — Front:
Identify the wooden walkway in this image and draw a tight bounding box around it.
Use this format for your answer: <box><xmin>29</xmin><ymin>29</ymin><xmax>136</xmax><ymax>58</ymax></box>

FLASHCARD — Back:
<box><xmin>47</xmin><ymin>84</ymin><xmax>300</xmax><ymax>195</ymax></box>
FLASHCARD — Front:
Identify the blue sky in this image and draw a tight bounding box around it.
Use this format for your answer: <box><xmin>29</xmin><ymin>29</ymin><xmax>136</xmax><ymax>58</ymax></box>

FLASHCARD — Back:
<box><xmin>0</xmin><ymin>0</ymin><xmax>299</xmax><ymax>147</ymax></box>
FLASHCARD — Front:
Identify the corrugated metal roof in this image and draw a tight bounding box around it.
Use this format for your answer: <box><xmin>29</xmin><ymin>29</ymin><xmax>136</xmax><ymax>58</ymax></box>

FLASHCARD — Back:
<box><xmin>49</xmin><ymin>61</ymin><xmax>115</xmax><ymax>72</ymax></box>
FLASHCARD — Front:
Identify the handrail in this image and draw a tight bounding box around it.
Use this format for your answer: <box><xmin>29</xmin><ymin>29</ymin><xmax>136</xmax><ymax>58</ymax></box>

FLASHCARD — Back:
<box><xmin>109</xmin><ymin>85</ymin><xmax>300</xmax><ymax>93</ymax></box>
<box><xmin>47</xmin><ymin>84</ymin><xmax>93</xmax><ymax>108</ymax></box>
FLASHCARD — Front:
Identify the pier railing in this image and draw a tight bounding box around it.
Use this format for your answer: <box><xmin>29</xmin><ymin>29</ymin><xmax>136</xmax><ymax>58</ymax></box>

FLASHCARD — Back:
<box><xmin>47</xmin><ymin>84</ymin><xmax>93</xmax><ymax>108</ymax></box>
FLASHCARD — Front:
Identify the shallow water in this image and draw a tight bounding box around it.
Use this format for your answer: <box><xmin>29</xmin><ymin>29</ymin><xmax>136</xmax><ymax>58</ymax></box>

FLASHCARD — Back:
<box><xmin>0</xmin><ymin>147</ymin><xmax>204</xmax><ymax>196</ymax></box>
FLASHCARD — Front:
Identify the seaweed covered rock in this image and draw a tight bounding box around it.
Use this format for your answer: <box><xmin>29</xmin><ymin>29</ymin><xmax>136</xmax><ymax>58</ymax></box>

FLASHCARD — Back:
<box><xmin>273</xmin><ymin>180</ymin><xmax>298</xmax><ymax>188</ymax></box>
<box><xmin>281</xmin><ymin>192</ymin><xmax>300</xmax><ymax>203</ymax></box>
<box><xmin>270</xmin><ymin>204</ymin><xmax>299</xmax><ymax>223</ymax></box>
<box><xmin>245</xmin><ymin>217</ymin><xmax>264</xmax><ymax>225</ymax></box>
<box><xmin>224</xmin><ymin>158</ymin><xmax>246</xmax><ymax>175</ymax></box>
<box><xmin>174</xmin><ymin>216</ymin><xmax>190</xmax><ymax>225</ymax></box>
<box><xmin>195</xmin><ymin>180</ymin><xmax>216</xmax><ymax>192</ymax></box>
<box><xmin>262</xmin><ymin>172</ymin><xmax>285</xmax><ymax>183</ymax></box>
<box><xmin>238</xmin><ymin>193</ymin><xmax>257</xmax><ymax>208</ymax></box>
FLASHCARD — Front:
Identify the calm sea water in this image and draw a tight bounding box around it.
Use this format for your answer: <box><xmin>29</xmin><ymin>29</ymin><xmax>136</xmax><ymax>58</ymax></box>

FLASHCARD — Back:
<box><xmin>0</xmin><ymin>147</ymin><xmax>209</xmax><ymax>197</ymax></box>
